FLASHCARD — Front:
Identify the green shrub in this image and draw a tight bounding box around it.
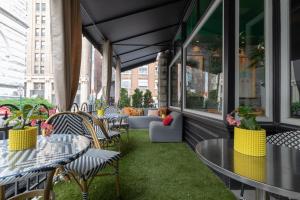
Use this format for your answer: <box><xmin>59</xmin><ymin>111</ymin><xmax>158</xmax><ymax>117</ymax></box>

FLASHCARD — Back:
<box><xmin>131</xmin><ymin>89</ymin><xmax>143</xmax><ymax>108</ymax></box>
<box><xmin>0</xmin><ymin>98</ymin><xmax>54</xmax><ymax>109</ymax></box>
<box><xmin>119</xmin><ymin>88</ymin><xmax>130</xmax><ymax>108</ymax></box>
<box><xmin>143</xmin><ymin>89</ymin><xmax>154</xmax><ymax>108</ymax></box>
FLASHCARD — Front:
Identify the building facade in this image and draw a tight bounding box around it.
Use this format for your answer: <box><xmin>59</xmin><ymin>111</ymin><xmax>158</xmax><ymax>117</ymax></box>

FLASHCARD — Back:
<box><xmin>25</xmin><ymin>0</ymin><xmax>101</xmax><ymax>106</ymax></box>
<box><xmin>0</xmin><ymin>0</ymin><xmax>28</xmax><ymax>98</ymax></box>
<box><xmin>121</xmin><ymin>62</ymin><xmax>159</xmax><ymax>106</ymax></box>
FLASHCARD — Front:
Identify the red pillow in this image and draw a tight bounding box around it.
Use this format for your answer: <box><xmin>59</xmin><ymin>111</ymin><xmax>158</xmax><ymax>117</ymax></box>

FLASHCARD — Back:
<box><xmin>163</xmin><ymin>115</ymin><xmax>173</xmax><ymax>126</ymax></box>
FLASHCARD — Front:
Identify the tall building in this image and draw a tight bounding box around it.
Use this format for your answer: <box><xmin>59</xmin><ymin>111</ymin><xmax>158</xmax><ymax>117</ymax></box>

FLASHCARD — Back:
<box><xmin>25</xmin><ymin>0</ymin><xmax>101</xmax><ymax>105</ymax></box>
<box><xmin>0</xmin><ymin>0</ymin><xmax>28</xmax><ymax>98</ymax></box>
<box><xmin>121</xmin><ymin>62</ymin><xmax>159</xmax><ymax>106</ymax></box>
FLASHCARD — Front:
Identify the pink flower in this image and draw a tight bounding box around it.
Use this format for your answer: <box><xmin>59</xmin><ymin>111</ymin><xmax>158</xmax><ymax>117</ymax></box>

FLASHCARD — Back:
<box><xmin>226</xmin><ymin>114</ymin><xmax>240</xmax><ymax>127</ymax></box>
<box><xmin>31</xmin><ymin>120</ymin><xmax>37</xmax><ymax>127</ymax></box>
<box><xmin>41</xmin><ymin>122</ymin><xmax>54</xmax><ymax>136</ymax></box>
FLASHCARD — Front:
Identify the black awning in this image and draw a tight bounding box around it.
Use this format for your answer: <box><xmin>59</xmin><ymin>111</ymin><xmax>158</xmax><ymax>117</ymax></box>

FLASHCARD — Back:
<box><xmin>80</xmin><ymin>0</ymin><xmax>190</xmax><ymax>70</ymax></box>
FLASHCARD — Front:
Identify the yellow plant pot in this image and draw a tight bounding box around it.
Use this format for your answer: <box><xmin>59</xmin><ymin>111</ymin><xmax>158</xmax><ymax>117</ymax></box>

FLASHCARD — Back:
<box><xmin>234</xmin><ymin>127</ymin><xmax>266</xmax><ymax>156</ymax></box>
<box><xmin>233</xmin><ymin>150</ymin><xmax>266</xmax><ymax>182</ymax></box>
<box><xmin>9</xmin><ymin>126</ymin><xmax>37</xmax><ymax>151</ymax></box>
<box><xmin>97</xmin><ymin>109</ymin><xmax>105</xmax><ymax>116</ymax></box>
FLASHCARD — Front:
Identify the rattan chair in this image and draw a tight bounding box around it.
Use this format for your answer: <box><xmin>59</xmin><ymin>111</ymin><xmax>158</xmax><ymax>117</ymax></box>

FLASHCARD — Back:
<box><xmin>104</xmin><ymin>106</ymin><xmax>129</xmax><ymax>139</ymax></box>
<box><xmin>46</xmin><ymin>112</ymin><xmax>120</xmax><ymax>200</ymax></box>
<box><xmin>77</xmin><ymin>111</ymin><xmax>121</xmax><ymax>151</ymax></box>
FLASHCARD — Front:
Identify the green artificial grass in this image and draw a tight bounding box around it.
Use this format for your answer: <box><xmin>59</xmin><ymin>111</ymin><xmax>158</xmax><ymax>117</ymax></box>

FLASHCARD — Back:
<box><xmin>54</xmin><ymin>129</ymin><xmax>235</xmax><ymax>200</ymax></box>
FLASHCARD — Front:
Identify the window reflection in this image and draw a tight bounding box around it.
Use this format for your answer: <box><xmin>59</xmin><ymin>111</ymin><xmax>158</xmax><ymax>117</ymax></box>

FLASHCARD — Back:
<box><xmin>238</xmin><ymin>0</ymin><xmax>266</xmax><ymax>116</ymax></box>
<box><xmin>290</xmin><ymin>0</ymin><xmax>300</xmax><ymax>118</ymax></box>
<box><xmin>185</xmin><ymin>3</ymin><xmax>223</xmax><ymax>114</ymax></box>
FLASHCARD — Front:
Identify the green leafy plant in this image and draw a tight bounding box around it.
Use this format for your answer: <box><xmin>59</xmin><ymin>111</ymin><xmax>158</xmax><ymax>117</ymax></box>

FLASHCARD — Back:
<box><xmin>131</xmin><ymin>88</ymin><xmax>143</xmax><ymax>108</ymax></box>
<box><xmin>119</xmin><ymin>88</ymin><xmax>130</xmax><ymax>109</ymax></box>
<box><xmin>143</xmin><ymin>89</ymin><xmax>154</xmax><ymax>108</ymax></box>
<box><xmin>5</xmin><ymin>104</ymin><xmax>48</xmax><ymax>130</ymax></box>
<box><xmin>226</xmin><ymin>106</ymin><xmax>261</xmax><ymax>130</ymax></box>
<box><xmin>291</xmin><ymin>101</ymin><xmax>300</xmax><ymax>114</ymax></box>
<box><xmin>95</xmin><ymin>97</ymin><xmax>108</xmax><ymax>110</ymax></box>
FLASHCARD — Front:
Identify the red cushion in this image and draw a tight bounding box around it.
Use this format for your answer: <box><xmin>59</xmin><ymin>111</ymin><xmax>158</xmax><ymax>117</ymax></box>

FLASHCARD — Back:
<box><xmin>163</xmin><ymin>115</ymin><xmax>173</xmax><ymax>126</ymax></box>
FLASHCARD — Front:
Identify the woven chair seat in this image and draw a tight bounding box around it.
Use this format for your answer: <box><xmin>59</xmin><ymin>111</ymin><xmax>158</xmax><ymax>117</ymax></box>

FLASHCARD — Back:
<box><xmin>65</xmin><ymin>149</ymin><xmax>120</xmax><ymax>180</ymax></box>
<box><xmin>267</xmin><ymin>131</ymin><xmax>300</xmax><ymax>150</ymax></box>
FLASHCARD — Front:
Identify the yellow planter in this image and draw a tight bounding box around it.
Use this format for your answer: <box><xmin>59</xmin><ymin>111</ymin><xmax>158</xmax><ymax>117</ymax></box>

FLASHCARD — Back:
<box><xmin>97</xmin><ymin>109</ymin><xmax>105</xmax><ymax>116</ymax></box>
<box><xmin>234</xmin><ymin>127</ymin><xmax>266</xmax><ymax>156</ymax></box>
<box><xmin>9</xmin><ymin>126</ymin><xmax>37</xmax><ymax>151</ymax></box>
<box><xmin>234</xmin><ymin>150</ymin><xmax>266</xmax><ymax>182</ymax></box>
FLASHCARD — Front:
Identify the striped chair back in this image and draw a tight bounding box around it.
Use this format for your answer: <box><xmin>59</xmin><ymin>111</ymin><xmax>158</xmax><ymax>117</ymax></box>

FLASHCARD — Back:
<box><xmin>77</xmin><ymin>111</ymin><xmax>110</xmax><ymax>140</ymax></box>
<box><xmin>46</xmin><ymin>112</ymin><xmax>100</xmax><ymax>148</ymax></box>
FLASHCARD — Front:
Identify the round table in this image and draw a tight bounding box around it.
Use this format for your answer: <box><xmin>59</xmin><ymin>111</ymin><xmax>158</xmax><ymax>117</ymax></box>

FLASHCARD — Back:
<box><xmin>196</xmin><ymin>139</ymin><xmax>300</xmax><ymax>200</ymax></box>
<box><xmin>0</xmin><ymin>134</ymin><xmax>91</xmax><ymax>199</ymax></box>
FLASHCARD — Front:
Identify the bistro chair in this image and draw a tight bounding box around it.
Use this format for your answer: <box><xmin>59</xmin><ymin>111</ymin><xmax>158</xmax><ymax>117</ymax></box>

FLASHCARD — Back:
<box><xmin>104</xmin><ymin>106</ymin><xmax>129</xmax><ymax>139</ymax></box>
<box><xmin>267</xmin><ymin>130</ymin><xmax>300</xmax><ymax>149</ymax></box>
<box><xmin>46</xmin><ymin>112</ymin><xmax>121</xmax><ymax>200</ymax></box>
<box><xmin>77</xmin><ymin>111</ymin><xmax>121</xmax><ymax>151</ymax></box>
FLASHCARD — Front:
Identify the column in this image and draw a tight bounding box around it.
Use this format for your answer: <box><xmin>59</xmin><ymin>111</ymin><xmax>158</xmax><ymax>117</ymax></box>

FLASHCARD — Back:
<box><xmin>115</xmin><ymin>58</ymin><xmax>121</xmax><ymax>105</ymax></box>
<box><xmin>157</xmin><ymin>52</ymin><xmax>169</xmax><ymax>107</ymax></box>
<box><xmin>102</xmin><ymin>40</ymin><xmax>112</xmax><ymax>103</ymax></box>
<box><xmin>80</xmin><ymin>37</ymin><xmax>92</xmax><ymax>104</ymax></box>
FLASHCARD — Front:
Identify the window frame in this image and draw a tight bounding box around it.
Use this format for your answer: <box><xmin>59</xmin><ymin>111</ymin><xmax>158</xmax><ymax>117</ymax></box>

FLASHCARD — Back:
<box><xmin>121</xmin><ymin>79</ymin><xmax>131</xmax><ymax>89</ymax></box>
<box><xmin>168</xmin><ymin>52</ymin><xmax>182</xmax><ymax>110</ymax></box>
<box><xmin>182</xmin><ymin>0</ymin><xmax>224</xmax><ymax>120</ymax></box>
<box><xmin>138</xmin><ymin>65</ymin><xmax>148</xmax><ymax>75</ymax></box>
<box><xmin>234</xmin><ymin>0</ymin><xmax>273</xmax><ymax>122</ymax></box>
<box><xmin>280</xmin><ymin>0</ymin><xmax>300</xmax><ymax>125</ymax></box>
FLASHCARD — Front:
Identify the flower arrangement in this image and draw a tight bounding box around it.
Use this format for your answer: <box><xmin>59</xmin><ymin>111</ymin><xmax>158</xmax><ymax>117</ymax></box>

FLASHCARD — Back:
<box><xmin>226</xmin><ymin>106</ymin><xmax>261</xmax><ymax>130</ymax></box>
<box><xmin>227</xmin><ymin>106</ymin><xmax>266</xmax><ymax>156</ymax></box>
<box><xmin>5</xmin><ymin>104</ymin><xmax>48</xmax><ymax>130</ymax></box>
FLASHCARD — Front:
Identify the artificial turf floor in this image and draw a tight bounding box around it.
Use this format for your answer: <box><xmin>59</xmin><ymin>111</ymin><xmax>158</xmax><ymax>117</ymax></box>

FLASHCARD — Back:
<box><xmin>54</xmin><ymin>129</ymin><xmax>235</xmax><ymax>200</ymax></box>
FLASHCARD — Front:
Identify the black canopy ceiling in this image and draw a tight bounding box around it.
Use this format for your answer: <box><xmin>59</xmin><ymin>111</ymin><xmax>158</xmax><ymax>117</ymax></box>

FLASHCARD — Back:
<box><xmin>80</xmin><ymin>0</ymin><xmax>190</xmax><ymax>71</ymax></box>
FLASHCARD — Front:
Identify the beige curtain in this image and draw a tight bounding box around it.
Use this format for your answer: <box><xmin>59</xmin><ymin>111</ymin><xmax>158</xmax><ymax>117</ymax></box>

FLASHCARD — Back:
<box><xmin>50</xmin><ymin>0</ymin><xmax>82</xmax><ymax>111</ymax></box>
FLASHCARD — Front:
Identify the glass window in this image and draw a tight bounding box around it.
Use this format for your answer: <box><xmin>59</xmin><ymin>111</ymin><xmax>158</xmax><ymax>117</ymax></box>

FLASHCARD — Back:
<box><xmin>41</xmin><ymin>53</ymin><xmax>45</xmax><ymax>62</ymax></box>
<box><xmin>138</xmin><ymin>65</ymin><xmax>148</xmax><ymax>75</ymax></box>
<box><xmin>289</xmin><ymin>0</ymin><xmax>300</xmax><ymax>118</ymax></box>
<box><xmin>35</xmin><ymin>28</ymin><xmax>40</xmax><ymax>36</ymax></box>
<box><xmin>35</xmin><ymin>40</ymin><xmax>40</xmax><ymax>49</ymax></box>
<box><xmin>170</xmin><ymin>55</ymin><xmax>181</xmax><ymax>107</ymax></box>
<box><xmin>121</xmin><ymin>80</ymin><xmax>131</xmax><ymax>89</ymax></box>
<box><xmin>41</xmin><ymin>40</ymin><xmax>45</xmax><ymax>49</ymax></box>
<box><xmin>155</xmin><ymin>80</ymin><xmax>158</xmax><ymax>90</ymax></box>
<box><xmin>36</xmin><ymin>3</ymin><xmax>40</xmax><ymax>11</ymax></box>
<box><xmin>41</xmin><ymin>3</ymin><xmax>46</xmax><ymax>12</ymax></box>
<box><xmin>122</xmin><ymin>70</ymin><xmax>131</xmax><ymax>75</ymax></box>
<box><xmin>35</xmin><ymin>53</ymin><xmax>39</xmax><ymax>62</ymax></box>
<box><xmin>36</xmin><ymin>16</ymin><xmax>40</xmax><ymax>24</ymax></box>
<box><xmin>34</xmin><ymin>65</ymin><xmax>39</xmax><ymax>74</ymax></box>
<box><xmin>40</xmin><ymin>66</ymin><xmax>45</xmax><ymax>74</ymax></box>
<box><xmin>185</xmin><ymin>3</ymin><xmax>223</xmax><ymax>115</ymax></box>
<box><xmin>186</xmin><ymin>0</ymin><xmax>212</xmax><ymax>36</ymax></box>
<box><xmin>41</xmin><ymin>28</ymin><xmax>45</xmax><ymax>36</ymax></box>
<box><xmin>41</xmin><ymin>16</ymin><xmax>46</xmax><ymax>24</ymax></box>
<box><xmin>236</xmin><ymin>0</ymin><xmax>269</xmax><ymax>117</ymax></box>
<box><xmin>33</xmin><ymin>82</ymin><xmax>45</xmax><ymax>90</ymax></box>
<box><xmin>138</xmin><ymin>80</ymin><xmax>148</xmax><ymax>90</ymax></box>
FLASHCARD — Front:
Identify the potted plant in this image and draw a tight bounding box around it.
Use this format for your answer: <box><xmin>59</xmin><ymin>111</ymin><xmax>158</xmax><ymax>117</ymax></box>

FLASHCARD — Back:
<box><xmin>227</xmin><ymin>106</ymin><xmax>266</xmax><ymax>156</ymax></box>
<box><xmin>5</xmin><ymin>104</ymin><xmax>48</xmax><ymax>151</ymax></box>
<box><xmin>95</xmin><ymin>98</ymin><xmax>107</xmax><ymax>116</ymax></box>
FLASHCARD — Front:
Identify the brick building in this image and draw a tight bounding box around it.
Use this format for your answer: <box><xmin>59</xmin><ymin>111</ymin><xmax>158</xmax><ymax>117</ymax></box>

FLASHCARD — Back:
<box><xmin>121</xmin><ymin>62</ymin><xmax>158</xmax><ymax>106</ymax></box>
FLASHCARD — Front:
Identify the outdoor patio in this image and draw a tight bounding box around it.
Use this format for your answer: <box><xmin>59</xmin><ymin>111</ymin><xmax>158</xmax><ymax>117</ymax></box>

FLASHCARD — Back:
<box><xmin>0</xmin><ymin>0</ymin><xmax>300</xmax><ymax>199</ymax></box>
<box><xmin>54</xmin><ymin>130</ymin><xmax>235</xmax><ymax>200</ymax></box>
